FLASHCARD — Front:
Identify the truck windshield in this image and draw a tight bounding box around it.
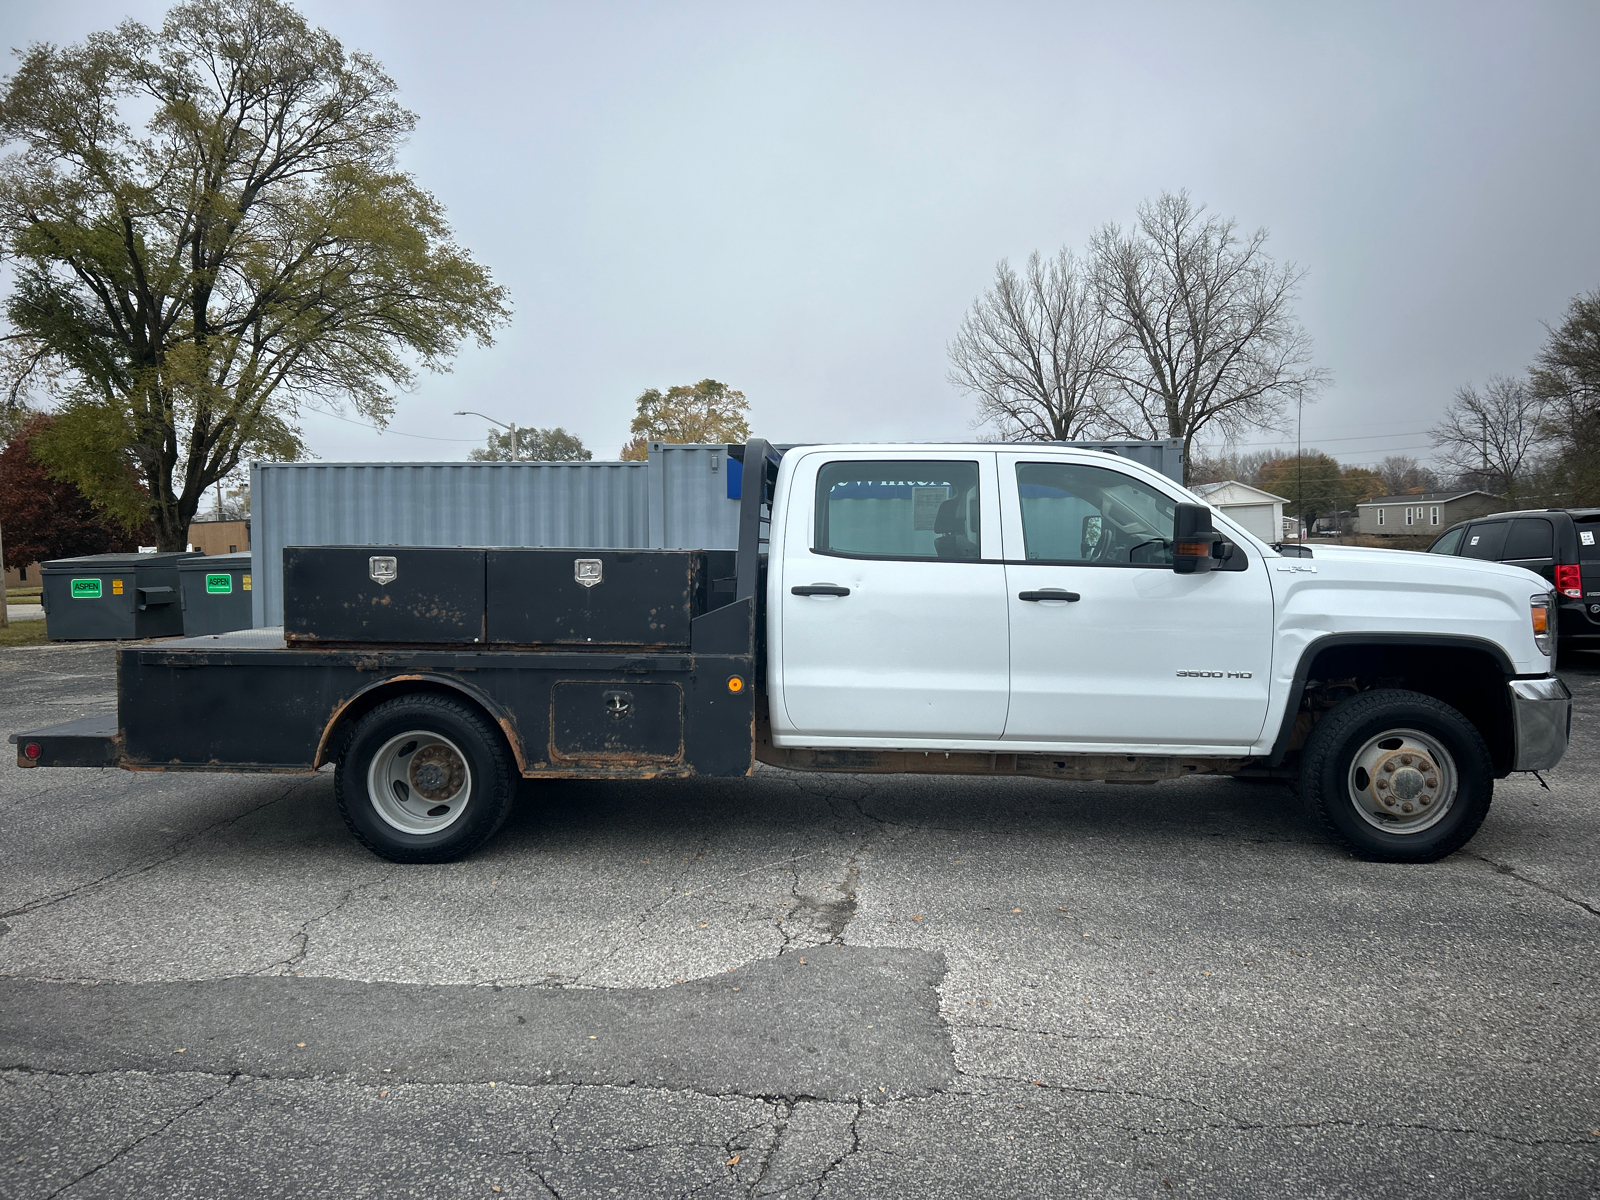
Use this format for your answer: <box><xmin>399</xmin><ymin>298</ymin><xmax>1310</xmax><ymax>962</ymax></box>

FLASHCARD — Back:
<box><xmin>1015</xmin><ymin>462</ymin><xmax>1176</xmax><ymax>566</ymax></box>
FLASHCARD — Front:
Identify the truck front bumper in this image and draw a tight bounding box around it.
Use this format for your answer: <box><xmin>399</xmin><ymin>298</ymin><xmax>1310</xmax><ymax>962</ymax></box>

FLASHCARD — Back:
<box><xmin>1508</xmin><ymin>677</ymin><xmax>1572</xmax><ymax>772</ymax></box>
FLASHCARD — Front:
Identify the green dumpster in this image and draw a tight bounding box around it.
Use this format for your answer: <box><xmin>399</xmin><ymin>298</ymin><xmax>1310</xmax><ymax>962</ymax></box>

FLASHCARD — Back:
<box><xmin>178</xmin><ymin>552</ymin><xmax>254</xmax><ymax>635</ymax></box>
<box><xmin>40</xmin><ymin>553</ymin><xmax>195</xmax><ymax>641</ymax></box>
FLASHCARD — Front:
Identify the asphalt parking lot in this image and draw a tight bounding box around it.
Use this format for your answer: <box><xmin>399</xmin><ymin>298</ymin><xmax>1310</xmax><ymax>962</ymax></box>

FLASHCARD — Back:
<box><xmin>1</xmin><ymin>642</ymin><xmax>1597</xmax><ymax>1199</ymax></box>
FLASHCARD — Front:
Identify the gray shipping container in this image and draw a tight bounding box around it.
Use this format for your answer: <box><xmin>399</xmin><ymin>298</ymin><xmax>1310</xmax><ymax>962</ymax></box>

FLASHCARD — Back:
<box><xmin>250</xmin><ymin>439</ymin><xmax>1181</xmax><ymax>628</ymax></box>
<box><xmin>1059</xmin><ymin>439</ymin><xmax>1185</xmax><ymax>483</ymax></box>
<box><xmin>251</xmin><ymin>443</ymin><xmax>740</xmax><ymax>627</ymax></box>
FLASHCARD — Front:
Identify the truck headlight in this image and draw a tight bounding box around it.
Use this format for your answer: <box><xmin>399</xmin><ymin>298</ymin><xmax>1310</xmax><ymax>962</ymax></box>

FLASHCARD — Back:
<box><xmin>1531</xmin><ymin>593</ymin><xmax>1554</xmax><ymax>657</ymax></box>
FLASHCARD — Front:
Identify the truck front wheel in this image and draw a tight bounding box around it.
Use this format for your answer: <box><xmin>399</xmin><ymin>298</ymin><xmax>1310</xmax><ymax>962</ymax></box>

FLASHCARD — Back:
<box><xmin>1299</xmin><ymin>689</ymin><xmax>1493</xmax><ymax>863</ymax></box>
<box><xmin>335</xmin><ymin>694</ymin><xmax>517</xmax><ymax>863</ymax></box>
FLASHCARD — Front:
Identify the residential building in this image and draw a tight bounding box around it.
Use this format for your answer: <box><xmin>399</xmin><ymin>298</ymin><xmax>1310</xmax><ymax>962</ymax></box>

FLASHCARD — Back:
<box><xmin>1191</xmin><ymin>480</ymin><xmax>1289</xmax><ymax>543</ymax></box>
<box><xmin>1356</xmin><ymin>491</ymin><xmax>1500</xmax><ymax>537</ymax></box>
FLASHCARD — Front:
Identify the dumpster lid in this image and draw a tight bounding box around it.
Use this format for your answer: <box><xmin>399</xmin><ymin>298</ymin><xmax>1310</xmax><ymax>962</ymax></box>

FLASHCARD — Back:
<box><xmin>178</xmin><ymin>552</ymin><xmax>252</xmax><ymax>571</ymax></box>
<box><xmin>42</xmin><ymin>552</ymin><xmax>198</xmax><ymax>570</ymax></box>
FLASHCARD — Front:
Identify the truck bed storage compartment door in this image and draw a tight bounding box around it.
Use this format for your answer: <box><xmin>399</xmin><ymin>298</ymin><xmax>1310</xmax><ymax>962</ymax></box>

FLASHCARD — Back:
<box><xmin>775</xmin><ymin>453</ymin><xmax>1009</xmax><ymax>740</ymax></box>
<box><xmin>283</xmin><ymin>547</ymin><xmax>486</xmax><ymax>643</ymax></box>
<box><xmin>997</xmin><ymin>454</ymin><xmax>1273</xmax><ymax>748</ymax></box>
<box><xmin>487</xmin><ymin>550</ymin><xmax>700</xmax><ymax>646</ymax></box>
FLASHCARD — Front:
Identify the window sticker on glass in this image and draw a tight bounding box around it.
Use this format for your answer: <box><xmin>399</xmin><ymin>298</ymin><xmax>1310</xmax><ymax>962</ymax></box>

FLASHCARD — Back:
<box><xmin>1583</xmin><ymin>531</ymin><xmax>1596</xmax><ymax>546</ymax></box>
<box><xmin>1469</xmin><ymin>535</ymin><xmax>1480</xmax><ymax>545</ymax></box>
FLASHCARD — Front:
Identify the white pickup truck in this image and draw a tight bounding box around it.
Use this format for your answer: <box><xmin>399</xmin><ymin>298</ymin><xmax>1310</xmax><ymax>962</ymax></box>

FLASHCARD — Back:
<box><xmin>12</xmin><ymin>439</ymin><xmax>1572</xmax><ymax>866</ymax></box>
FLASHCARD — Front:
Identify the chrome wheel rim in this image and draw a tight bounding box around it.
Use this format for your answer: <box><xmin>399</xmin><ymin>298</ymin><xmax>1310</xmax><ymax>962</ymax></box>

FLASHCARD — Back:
<box><xmin>1346</xmin><ymin>727</ymin><xmax>1457</xmax><ymax>834</ymax></box>
<box><xmin>366</xmin><ymin>730</ymin><xmax>472</xmax><ymax>835</ymax></box>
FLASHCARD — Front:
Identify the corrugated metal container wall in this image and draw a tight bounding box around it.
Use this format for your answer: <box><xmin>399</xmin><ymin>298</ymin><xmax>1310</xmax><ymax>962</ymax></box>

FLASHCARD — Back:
<box><xmin>1062</xmin><ymin>440</ymin><xmax>1184</xmax><ymax>483</ymax></box>
<box><xmin>251</xmin><ymin>460</ymin><xmax>651</xmax><ymax>627</ymax></box>
<box><xmin>648</xmin><ymin>443</ymin><xmax>744</xmax><ymax>550</ymax></box>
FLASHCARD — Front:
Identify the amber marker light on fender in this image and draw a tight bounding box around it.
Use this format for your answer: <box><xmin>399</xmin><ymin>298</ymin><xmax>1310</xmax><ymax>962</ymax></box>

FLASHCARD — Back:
<box><xmin>727</xmin><ymin>676</ymin><xmax>745</xmax><ymax>693</ymax></box>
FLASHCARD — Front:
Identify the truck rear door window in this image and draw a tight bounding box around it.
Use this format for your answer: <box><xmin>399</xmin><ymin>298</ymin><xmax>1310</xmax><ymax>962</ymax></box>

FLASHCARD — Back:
<box><xmin>814</xmin><ymin>460</ymin><xmax>981</xmax><ymax>559</ymax></box>
<box><xmin>1578</xmin><ymin>520</ymin><xmax>1600</xmax><ymax>562</ymax></box>
<box><xmin>1502</xmin><ymin>517</ymin><xmax>1554</xmax><ymax>561</ymax></box>
<box><xmin>1460</xmin><ymin>520</ymin><xmax>1509</xmax><ymax>560</ymax></box>
<box><xmin>1015</xmin><ymin>462</ymin><xmax>1176</xmax><ymax>565</ymax></box>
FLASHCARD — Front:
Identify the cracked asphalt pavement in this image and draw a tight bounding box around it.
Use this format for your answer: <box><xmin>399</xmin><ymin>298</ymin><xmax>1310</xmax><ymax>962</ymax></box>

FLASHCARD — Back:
<box><xmin>2</xmin><ymin>642</ymin><xmax>1598</xmax><ymax>1198</ymax></box>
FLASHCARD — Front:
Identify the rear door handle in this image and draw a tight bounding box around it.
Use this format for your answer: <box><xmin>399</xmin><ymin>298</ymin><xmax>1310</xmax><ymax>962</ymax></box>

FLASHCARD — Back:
<box><xmin>792</xmin><ymin>584</ymin><xmax>851</xmax><ymax>597</ymax></box>
<box><xmin>1018</xmin><ymin>589</ymin><xmax>1080</xmax><ymax>602</ymax></box>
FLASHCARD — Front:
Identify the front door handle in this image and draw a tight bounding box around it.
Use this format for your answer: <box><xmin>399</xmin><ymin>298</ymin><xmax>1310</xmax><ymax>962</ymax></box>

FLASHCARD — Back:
<box><xmin>1018</xmin><ymin>589</ymin><xmax>1080</xmax><ymax>602</ymax></box>
<box><xmin>792</xmin><ymin>584</ymin><xmax>851</xmax><ymax>597</ymax></box>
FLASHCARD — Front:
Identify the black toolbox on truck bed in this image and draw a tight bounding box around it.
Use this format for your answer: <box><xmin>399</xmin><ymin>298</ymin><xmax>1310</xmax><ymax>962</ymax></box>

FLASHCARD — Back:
<box><xmin>283</xmin><ymin>546</ymin><xmax>734</xmax><ymax>647</ymax></box>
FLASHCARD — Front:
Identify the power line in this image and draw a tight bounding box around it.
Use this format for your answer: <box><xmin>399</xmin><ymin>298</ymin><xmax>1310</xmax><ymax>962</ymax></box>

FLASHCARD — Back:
<box><xmin>305</xmin><ymin>408</ymin><xmax>481</xmax><ymax>443</ymax></box>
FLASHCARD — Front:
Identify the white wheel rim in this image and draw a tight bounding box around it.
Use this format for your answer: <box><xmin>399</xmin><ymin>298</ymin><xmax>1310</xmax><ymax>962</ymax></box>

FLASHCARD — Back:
<box><xmin>366</xmin><ymin>730</ymin><xmax>473</xmax><ymax>835</ymax></box>
<box><xmin>1346</xmin><ymin>727</ymin><xmax>1458</xmax><ymax>834</ymax></box>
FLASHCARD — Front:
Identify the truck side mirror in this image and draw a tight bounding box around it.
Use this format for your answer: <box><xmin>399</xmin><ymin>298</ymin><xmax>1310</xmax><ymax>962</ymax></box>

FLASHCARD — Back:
<box><xmin>1173</xmin><ymin>503</ymin><xmax>1227</xmax><ymax>575</ymax></box>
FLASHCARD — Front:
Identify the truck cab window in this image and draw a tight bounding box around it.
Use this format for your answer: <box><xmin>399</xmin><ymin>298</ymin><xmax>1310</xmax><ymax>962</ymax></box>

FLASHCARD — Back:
<box><xmin>1015</xmin><ymin>462</ymin><xmax>1176</xmax><ymax>566</ymax></box>
<box><xmin>814</xmin><ymin>460</ymin><xmax>981</xmax><ymax>559</ymax></box>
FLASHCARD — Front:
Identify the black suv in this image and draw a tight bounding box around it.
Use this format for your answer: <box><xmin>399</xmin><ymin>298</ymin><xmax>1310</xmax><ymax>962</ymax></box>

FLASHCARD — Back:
<box><xmin>1426</xmin><ymin>507</ymin><xmax>1600</xmax><ymax>653</ymax></box>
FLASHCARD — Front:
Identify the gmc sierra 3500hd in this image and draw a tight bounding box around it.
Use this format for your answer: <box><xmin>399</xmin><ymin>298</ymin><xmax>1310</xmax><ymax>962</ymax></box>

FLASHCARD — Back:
<box><xmin>12</xmin><ymin>439</ymin><xmax>1572</xmax><ymax>865</ymax></box>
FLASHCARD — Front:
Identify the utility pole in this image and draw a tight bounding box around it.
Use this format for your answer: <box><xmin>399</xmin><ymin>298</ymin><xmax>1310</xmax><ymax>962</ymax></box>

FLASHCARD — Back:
<box><xmin>0</xmin><ymin>505</ymin><xmax>8</xmax><ymax>630</ymax></box>
<box><xmin>1296</xmin><ymin>395</ymin><xmax>1304</xmax><ymax>544</ymax></box>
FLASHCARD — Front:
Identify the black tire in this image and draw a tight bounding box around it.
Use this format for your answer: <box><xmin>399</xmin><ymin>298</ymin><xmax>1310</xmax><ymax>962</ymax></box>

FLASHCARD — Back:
<box><xmin>335</xmin><ymin>694</ymin><xmax>517</xmax><ymax>863</ymax></box>
<box><xmin>1299</xmin><ymin>688</ymin><xmax>1493</xmax><ymax>863</ymax></box>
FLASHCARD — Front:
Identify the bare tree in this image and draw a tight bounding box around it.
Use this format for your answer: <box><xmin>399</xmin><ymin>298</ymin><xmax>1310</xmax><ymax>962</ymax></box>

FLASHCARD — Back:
<box><xmin>948</xmin><ymin>249</ymin><xmax>1119</xmax><ymax>441</ymax></box>
<box><xmin>1375</xmin><ymin>455</ymin><xmax>1441</xmax><ymax>497</ymax></box>
<box><xmin>1186</xmin><ymin>446</ymin><xmax>1282</xmax><ymax>487</ymax></box>
<box><xmin>1430</xmin><ymin>376</ymin><xmax>1546</xmax><ymax>503</ymax></box>
<box><xmin>1090</xmin><ymin>191</ymin><xmax>1327</xmax><ymax>481</ymax></box>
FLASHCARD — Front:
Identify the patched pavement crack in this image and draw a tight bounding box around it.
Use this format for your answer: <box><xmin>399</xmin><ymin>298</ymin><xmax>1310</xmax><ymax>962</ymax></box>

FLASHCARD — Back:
<box><xmin>812</xmin><ymin>1099</ymin><xmax>864</xmax><ymax>1191</ymax></box>
<box><xmin>747</xmin><ymin>1099</ymin><xmax>792</xmax><ymax>1197</ymax></box>
<box><xmin>39</xmin><ymin>1071</ymin><xmax>235</xmax><ymax>1198</ymax></box>
<box><xmin>257</xmin><ymin>879</ymin><xmax>385</xmax><ymax>977</ymax></box>
<box><xmin>1465</xmin><ymin>852</ymin><xmax>1600</xmax><ymax>918</ymax></box>
<box><xmin>0</xmin><ymin>780</ymin><xmax>312</xmax><ymax>921</ymax></box>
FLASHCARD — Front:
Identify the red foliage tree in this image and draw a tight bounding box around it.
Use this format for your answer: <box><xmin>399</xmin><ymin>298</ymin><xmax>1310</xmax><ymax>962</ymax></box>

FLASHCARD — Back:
<box><xmin>1</xmin><ymin>416</ymin><xmax>147</xmax><ymax>568</ymax></box>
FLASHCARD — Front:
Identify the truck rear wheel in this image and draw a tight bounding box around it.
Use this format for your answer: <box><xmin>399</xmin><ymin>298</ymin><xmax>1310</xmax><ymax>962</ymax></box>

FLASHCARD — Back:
<box><xmin>1299</xmin><ymin>689</ymin><xmax>1493</xmax><ymax>863</ymax></box>
<box><xmin>335</xmin><ymin>694</ymin><xmax>516</xmax><ymax>863</ymax></box>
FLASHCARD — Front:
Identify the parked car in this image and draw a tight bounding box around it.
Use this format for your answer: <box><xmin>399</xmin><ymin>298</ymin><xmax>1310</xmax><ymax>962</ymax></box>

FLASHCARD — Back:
<box><xmin>1426</xmin><ymin>507</ymin><xmax>1600</xmax><ymax>654</ymax></box>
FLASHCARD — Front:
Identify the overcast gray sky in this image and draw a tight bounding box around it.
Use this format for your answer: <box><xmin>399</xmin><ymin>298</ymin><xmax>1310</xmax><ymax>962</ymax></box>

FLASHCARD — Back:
<box><xmin>7</xmin><ymin>0</ymin><xmax>1599</xmax><ymax>468</ymax></box>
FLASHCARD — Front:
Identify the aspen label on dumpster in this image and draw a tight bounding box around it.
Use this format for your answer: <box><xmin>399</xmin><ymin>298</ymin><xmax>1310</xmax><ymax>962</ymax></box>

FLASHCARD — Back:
<box><xmin>71</xmin><ymin>578</ymin><xmax>102</xmax><ymax>599</ymax></box>
<box><xmin>205</xmin><ymin>574</ymin><xmax>233</xmax><ymax>594</ymax></box>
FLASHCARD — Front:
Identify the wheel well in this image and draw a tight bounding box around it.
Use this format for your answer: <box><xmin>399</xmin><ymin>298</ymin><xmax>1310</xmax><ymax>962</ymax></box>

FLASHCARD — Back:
<box><xmin>315</xmin><ymin>678</ymin><xmax>525</xmax><ymax>772</ymax></box>
<box><xmin>1280</xmin><ymin>642</ymin><xmax>1514</xmax><ymax>775</ymax></box>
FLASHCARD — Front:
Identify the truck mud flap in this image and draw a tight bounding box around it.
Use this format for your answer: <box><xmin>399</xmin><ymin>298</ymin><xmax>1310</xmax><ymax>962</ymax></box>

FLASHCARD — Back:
<box><xmin>11</xmin><ymin>714</ymin><xmax>121</xmax><ymax>769</ymax></box>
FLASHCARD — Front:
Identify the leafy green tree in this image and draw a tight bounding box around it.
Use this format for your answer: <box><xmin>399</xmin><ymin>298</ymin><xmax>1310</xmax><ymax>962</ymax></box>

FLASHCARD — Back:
<box><xmin>1531</xmin><ymin>289</ymin><xmax>1600</xmax><ymax>504</ymax></box>
<box><xmin>468</xmin><ymin>426</ymin><xmax>591</xmax><ymax>462</ymax></box>
<box><xmin>1340</xmin><ymin>465</ymin><xmax>1383</xmax><ymax>506</ymax></box>
<box><xmin>1258</xmin><ymin>451</ymin><xmax>1353</xmax><ymax>523</ymax></box>
<box><xmin>0</xmin><ymin>0</ymin><xmax>510</xmax><ymax>549</ymax></box>
<box><xmin>620</xmin><ymin>379</ymin><xmax>750</xmax><ymax>460</ymax></box>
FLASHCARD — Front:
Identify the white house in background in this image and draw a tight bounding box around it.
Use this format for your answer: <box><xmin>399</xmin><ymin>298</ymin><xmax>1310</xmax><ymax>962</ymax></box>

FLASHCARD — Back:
<box><xmin>1191</xmin><ymin>480</ymin><xmax>1290</xmax><ymax>543</ymax></box>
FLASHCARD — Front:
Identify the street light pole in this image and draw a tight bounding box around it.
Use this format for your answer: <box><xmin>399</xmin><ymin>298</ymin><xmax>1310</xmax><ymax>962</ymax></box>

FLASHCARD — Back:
<box><xmin>454</xmin><ymin>410</ymin><xmax>520</xmax><ymax>461</ymax></box>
